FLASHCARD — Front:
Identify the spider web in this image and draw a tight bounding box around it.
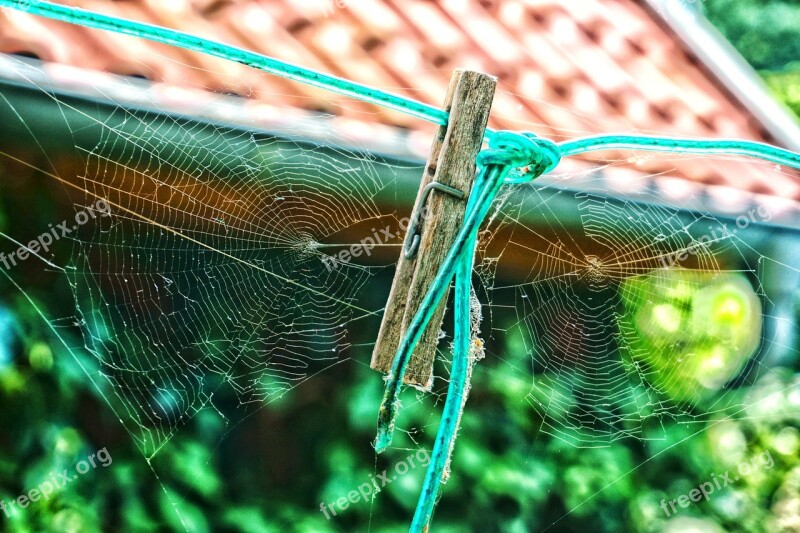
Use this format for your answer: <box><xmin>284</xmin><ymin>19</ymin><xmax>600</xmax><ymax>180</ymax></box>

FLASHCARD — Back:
<box><xmin>466</xmin><ymin>142</ymin><xmax>800</xmax><ymax>453</ymax></box>
<box><xmin>67</xmin><ymin>102</ymin><xmax>413</xmax><ymax>458</ymax></box>
<box><xmin>2</xmin><ymin>54</ymin><xmax>799</xmax><ymax>474</ymax></box>
<box><xmin>0</xmin><ymin>55</ymin><xmax>421</xmax><ymax>459</ymax></box>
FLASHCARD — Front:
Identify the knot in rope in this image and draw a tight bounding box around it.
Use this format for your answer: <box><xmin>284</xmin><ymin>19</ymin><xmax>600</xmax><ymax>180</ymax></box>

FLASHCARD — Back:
<box><xmin>479</xmin><ymin>131</ymin><xmax>562</xmax><ymax>183</ymax></box>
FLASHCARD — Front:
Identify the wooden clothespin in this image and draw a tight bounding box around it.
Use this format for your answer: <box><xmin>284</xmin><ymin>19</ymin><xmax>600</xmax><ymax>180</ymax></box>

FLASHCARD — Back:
<box><xmin>370</xmin><ymin>69</ymin><xmax>496</xmax><ymax>388</ymax></box>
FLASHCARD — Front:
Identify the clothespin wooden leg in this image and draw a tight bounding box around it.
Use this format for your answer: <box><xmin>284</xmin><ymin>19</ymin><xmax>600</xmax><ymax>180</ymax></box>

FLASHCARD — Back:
<box><xmin>370</xmin><ymin>69</ymin><xmax>496</xmax><ymax>388</ymax></box>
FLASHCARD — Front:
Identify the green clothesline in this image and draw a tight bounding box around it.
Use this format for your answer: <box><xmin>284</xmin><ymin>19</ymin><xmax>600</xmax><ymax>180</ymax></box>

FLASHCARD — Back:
<box><xmin>2</xmin><ymin>1</ymin><xmax>800</xmax><ymax>531</ymax></box>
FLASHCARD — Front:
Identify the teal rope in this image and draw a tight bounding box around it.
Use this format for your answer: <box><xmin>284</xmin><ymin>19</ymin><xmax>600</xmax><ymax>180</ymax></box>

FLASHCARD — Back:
<box><xmin>376</xmin><ymin>133</ymin><xmax>561</xmax><ymax>454</ymax></box>
<box><xmin>408</xmin><ymin>134</ymin><xmax>556</xmax><ymax>531</ymax></box>
<box><xmin>0</xmin><ymin>0</ymin><xmax>448</xmax><ymax>125</ymax></box>
<box><xmin>373</xmin><ymin>166</ymin><xmax>505</xmax><ymax>449</ymax></box>
<box><xmin>410</xmin><ymin>217</ymin><xmax>475</xmax><ymax>532</ymax></box>
<box><xmin>378</xmin><ymin>134</ymin><xmax>560</xmax><ymax>532</ymax></box>
<box><xmin>557</xmin><ymin>134</ymin><xmax>800</xmax><ymax>167</ymax></box>
<box><xmin>374</xmin><ymin>133</ymin><xmax>551</xmax><ymax>453</ymax></box>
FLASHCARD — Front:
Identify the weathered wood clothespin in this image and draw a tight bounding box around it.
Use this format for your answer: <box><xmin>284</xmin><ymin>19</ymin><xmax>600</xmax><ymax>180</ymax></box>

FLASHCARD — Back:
<box><xmin>370</xmin><ymin>69</ymin><xmax>496</xmax><ymax>389</ymax></box>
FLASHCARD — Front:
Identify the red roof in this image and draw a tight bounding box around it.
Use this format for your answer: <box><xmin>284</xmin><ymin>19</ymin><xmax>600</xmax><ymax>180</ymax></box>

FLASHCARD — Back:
<box><xmin>1</xmin><ymin>0</ymin><xmax>798</xmax><ymax>199</ymax></box>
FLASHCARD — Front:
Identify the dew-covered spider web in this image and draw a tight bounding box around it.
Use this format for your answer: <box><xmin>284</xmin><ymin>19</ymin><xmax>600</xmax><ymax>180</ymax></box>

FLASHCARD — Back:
<box><xmin>5</xmin><ymin>71</ymin><xmax>425</xmax><ymax>458</ymax></box>
<box><xmin>2</xmin><ymin>50</ymin><xmax>799</xmax><ymax>459</ymax></box>
<box><xmin>71</xmin><ymin>115</ymin><xmax>399</xmax><ymax>457</ymax></box>
<box><xmin>476</xmin><ymin>177</ymin><xmax>780</xmax><ymax>447</ymax></box>
<box><xmin>1</xmin><ymin>43</ymin><xmax>800</xmax><ymax>530</ymax></box>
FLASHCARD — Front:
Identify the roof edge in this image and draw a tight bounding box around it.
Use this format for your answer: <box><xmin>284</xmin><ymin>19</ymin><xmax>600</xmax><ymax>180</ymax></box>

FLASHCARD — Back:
<box><xmin>644</xmin><ymin>0</ymin><xmax>800</xmax><ymax>152</ymax></box>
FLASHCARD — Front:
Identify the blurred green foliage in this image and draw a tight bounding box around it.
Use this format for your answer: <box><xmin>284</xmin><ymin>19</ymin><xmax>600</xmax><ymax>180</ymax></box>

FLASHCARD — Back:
<box><xmin>703</xmin><ymin>0</ymin><xmax>800</xmax><ymax>118</ymax></box>
<box><xmin>703</xmin><ymin>0</ymin><xmax>800</xmax><ymax>72</ymax></box>
<box><xmin>764</xmin><ymin>72</ymin><xmax>800</xmax><ymax>118</ymax></box>
<box><xmin>619</xmin><ymin>271</ymin><xmax>761</xmax><ymax>406</ymax></box>
<box><xmin>0</xmin><ymin>267</ymin><xmax>798</xmax><ymax>531</ymax></box>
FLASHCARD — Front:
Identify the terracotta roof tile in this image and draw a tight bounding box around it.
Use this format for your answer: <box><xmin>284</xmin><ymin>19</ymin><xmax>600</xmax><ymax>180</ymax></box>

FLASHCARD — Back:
<box><xmin>0</xmin><ymin>10</ymin><xmax>68</xmax><ymax>63</ymax></box>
